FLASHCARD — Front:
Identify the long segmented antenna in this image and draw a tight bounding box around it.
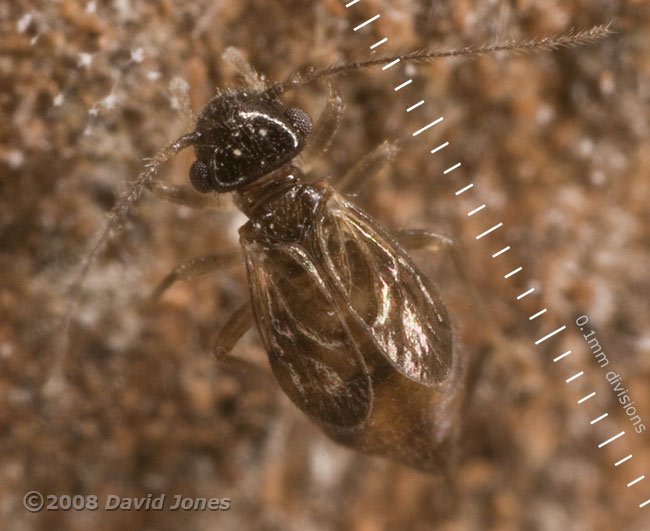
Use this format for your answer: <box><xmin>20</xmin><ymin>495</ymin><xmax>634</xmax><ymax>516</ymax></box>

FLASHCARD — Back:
<box><xmin>266</xmin><ymin>24</ymin><xmax>613</xmax><ymax>97</ymax></box>
<box><xmin>48</xmin><ymin>132</ymin><xmax>198</xmax><ymax>393</ymax></box>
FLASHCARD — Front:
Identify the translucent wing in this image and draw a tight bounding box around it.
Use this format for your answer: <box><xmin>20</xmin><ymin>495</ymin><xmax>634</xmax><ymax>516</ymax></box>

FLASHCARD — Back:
<box><xmin>241</xmin><ymin>238</ymin><xmax>373</xmax><ymax>428</ymax></box>
<box><xmin>314</xmin><ymin>192</ymin><xmax>453</xmax><ymax>385</ymax></box>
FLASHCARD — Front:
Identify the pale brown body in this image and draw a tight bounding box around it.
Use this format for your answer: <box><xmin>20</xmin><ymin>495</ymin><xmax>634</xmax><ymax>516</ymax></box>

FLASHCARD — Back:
<box><xmin>236</xmin><ymin>167</ymin><xmax>463</xmax><ymax>469</ymax></box>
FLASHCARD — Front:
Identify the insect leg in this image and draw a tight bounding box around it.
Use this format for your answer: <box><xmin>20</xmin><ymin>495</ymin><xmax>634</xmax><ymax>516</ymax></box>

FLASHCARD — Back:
<box><xmin>145</xmin><ymin>180</ymin><xmax>220</xmax><ymax>209</ymax></box>
<box><xmin>393</xmin><ymin>229</ymin><xmax>467</xmax><ymax>283</ymax></box>
<box><xmin>393</xmin><ymin>229</ymin><xmax>455</xmax><ymax>253</ymax></box>
<box><xmin>302</xmin><ymin>85</ymin><xmax>344</xmax><ymax>158</ymax></box>
<box><xmin>212</xmin><ymin>301</ymin><xmax>269</xmax><ymax>377</ymax></box>
<box><xmin>169</xmin><ymin>76</ymin><xmax>196</xmax><ymax>127</ymax></box>
<box><xmin>336</xmin><ymin>140</ymin><xmax>400</xmax><ymax>195</ymax></box>
<box><xmin>150</xmin><ymin>250</ymin><xmax>241</xmax><ymax>300</ymax></box>
<box><xmin>222</xmin><ymin>47</ymin><xmax>267</xmax><ymax>91</ymax></box>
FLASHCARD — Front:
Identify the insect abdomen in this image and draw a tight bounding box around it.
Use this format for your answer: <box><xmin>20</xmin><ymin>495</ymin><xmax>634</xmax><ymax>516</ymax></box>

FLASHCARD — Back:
<box><xmin>239</xmin><ymin>182</ymin><xmax>461</xmax><ymax>469</ymax></box>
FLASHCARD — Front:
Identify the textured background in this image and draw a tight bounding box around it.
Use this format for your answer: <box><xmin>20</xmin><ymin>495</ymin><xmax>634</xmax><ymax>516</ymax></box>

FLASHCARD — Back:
<box><xmin>2</xmin><ymin>0</ymin><xmax>650</xmax><ymax>529</ymax></box>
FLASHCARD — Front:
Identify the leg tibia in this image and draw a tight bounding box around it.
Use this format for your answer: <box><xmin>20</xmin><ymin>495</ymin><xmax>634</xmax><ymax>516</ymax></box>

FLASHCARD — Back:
<box><xmin>151</xmin><ymin>250</ymin><xmax>241</xmax><ymax>300</ymax></box>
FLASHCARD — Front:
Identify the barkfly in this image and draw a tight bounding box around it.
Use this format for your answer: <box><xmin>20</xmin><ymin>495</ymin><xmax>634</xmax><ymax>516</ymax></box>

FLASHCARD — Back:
<box><xmin>55</xmin><ymin>25</ymin><xmax>611</xmax><ymax>470</ymax></box>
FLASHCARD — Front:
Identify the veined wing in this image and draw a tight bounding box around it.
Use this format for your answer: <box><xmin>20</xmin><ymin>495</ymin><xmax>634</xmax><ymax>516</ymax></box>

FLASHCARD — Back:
<box><xmin>242</xmin><ymin>238</ymin><xmax>373</xmax><ymax>428</ymax></box>
<box><xmin>314</xmin><ymin>192</ymin><xmax>453</xmax><ymax>386</ymax></box>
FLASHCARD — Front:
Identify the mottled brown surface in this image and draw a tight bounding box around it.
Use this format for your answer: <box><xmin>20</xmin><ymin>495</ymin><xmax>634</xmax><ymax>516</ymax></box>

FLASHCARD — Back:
<box><xmin>2</xmin><ymin>1</ymin><xmax>650</xmax><ymax>530</ymax></box>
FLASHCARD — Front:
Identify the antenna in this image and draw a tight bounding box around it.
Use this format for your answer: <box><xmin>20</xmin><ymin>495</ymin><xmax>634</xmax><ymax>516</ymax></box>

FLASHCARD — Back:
<box><xmin>266</xmin><ymin>24</ymin><xmax>613</xmax><ymax>97</ymax></box>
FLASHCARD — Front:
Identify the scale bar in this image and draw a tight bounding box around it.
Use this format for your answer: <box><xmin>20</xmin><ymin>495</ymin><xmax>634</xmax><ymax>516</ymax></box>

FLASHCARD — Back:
<box><xmin>382</xmin><ymin>58</ymin><xmax>400</xmax><ymax>70</ymax></box>
<box><xmin>517</xmin><ymin>287</ymin><xmax>535</xmax><ymax>300</ymax></box>
<box><xmin>615</xmin><ymin>454</ymin><xmax>632</xmax><ymax>467</ymax></box>
<box><xmin>394</xmin><ymin>79</ymin><xmax>412</xmax><ymax>91</ymax></box>
<box><xmin>598</xmin><ymin>431</ymin><xmax>625</xmax><ymax>448</ymax></box>
<box><xmin>529</xmin><ymin>308</ymin><xmax>547</xmax><ymax>320</ymax></box>
<box><xmin>492</xmin><ymin>246</ymin><xmax>510</xmax><ymax>258</ymax></box>
<box><xmin>627</xmin><ymin>475</ymin><xmax>645</xmax><ymax>487</ymax></box>
<box><xmin>354</xmin><ymin>14</ymin><xmax>380</xmax><ymax>31</ymax></box>
<box><xmin>535</xmin><ymin>325</ymin><xmax>566</xmax><ymax>345</ymax></box>
<box><xmin>590</xmin><ymin>413</ymin><xmax>608</xmax><ymax>424</ymax></box>
<box><xmin>432</xmin><ymin>142</ymin><xmax>449</xmax><ymax>154</ymax></box>
<box><xmin>443</xmin><ymin>162</ymin><xmax>461</xmax><ymax>174</ymax></box>
<box><xmin>475</xmin><ymin>223</ymin><xmax>503</xmax><ymax>240</ymax></box>
<box><xmin>553</xmin><ymin>350</ymin><xmax>572</xmax><ymax>362</ymax></box>
<box><xmin>565</xmin><ymin>371</ymin><xmax>584</xmax><ymax>383</ymax></box>
<box><xmin>413</xmin><ymin>117</ymin><xmax>443</xmax><ymax>136</ymax></box>
<box><xmin>467</xmin><ymin>204</ymin><xmax>485</xmax><ymax>216</ymax></box>
<box><xmin>504</xmin><ymin>267</ymin><xmax>522</xmax><ymax>279</ymax></box>
<box><xmin>578</xmin><ymin>391</ymin><xmax>596</xmax><ymax>404</ymax></box>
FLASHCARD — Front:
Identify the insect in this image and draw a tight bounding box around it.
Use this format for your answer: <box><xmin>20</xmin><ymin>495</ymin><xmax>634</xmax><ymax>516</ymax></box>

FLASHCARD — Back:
<box><xmin>57</xmin><ymin>25</ymin><xmax>611</xmax><ymax>471</ymax></box>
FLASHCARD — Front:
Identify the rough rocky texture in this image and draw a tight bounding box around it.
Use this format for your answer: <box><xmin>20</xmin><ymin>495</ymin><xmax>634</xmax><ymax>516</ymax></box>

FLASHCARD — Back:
<box><xmin>2</xmin><ymin>1</ymin><xmax>649</xmax><ymax>529</ymax></box>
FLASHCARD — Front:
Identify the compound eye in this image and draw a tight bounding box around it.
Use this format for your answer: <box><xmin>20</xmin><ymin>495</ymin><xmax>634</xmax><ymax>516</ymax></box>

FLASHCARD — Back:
<box><xmin>189</xmin><ymin>160</ymin><xmax>212</xmax><ymax>193</ymax></box>
<box><xmin>284</xmin><ymin>107</ymin><xmax>312</xmax><ymax>138</ymax></box>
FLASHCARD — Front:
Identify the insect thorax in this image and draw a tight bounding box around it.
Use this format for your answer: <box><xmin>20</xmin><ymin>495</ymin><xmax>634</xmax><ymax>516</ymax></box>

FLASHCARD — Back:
<box><xmin>236</xmin><ymin>166</ymin><xmax>328</xmax><ymax>244</ymax></box>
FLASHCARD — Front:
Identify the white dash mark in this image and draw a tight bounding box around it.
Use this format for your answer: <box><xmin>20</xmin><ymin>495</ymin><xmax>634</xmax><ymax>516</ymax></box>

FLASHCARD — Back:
<box><xmin>578</xmin><ymin>391</ymin><xmax>596</xmax><ymax>403</ymax></box>
<box><xmin>564</xmin><ymin>372</ymin><xmax>584</xmax><ymax>385</ymax></box>
<box><xmin>565</xmin><ymin>371</ymin><xmax>584</xmax><ymax>383</ymax></box>
<box><xmin>517</xmin><ymin>287</ymin><xmax>535</xmax><ymax>300</ymax></box>
<box><xmin>598</xmin><ymin>431</ymin><xmax>625</xmax><ymax>448</ymax></box>
<box><xmin>529</xmin><ymin>308</ymin><xmax>547</xmax><ymax>320</ymax></box>
<box><xmin>370</xmin><ymin>37</ymin><xmax>388</xmax><ymax>49</ymax></box>
<box><xmin>535</xmin><ymin>325</ymin><xmax>566</xmax><ymax>345</ymax></box>
<box><xmin>554</xmin><ymin>350</ymin><xmax>572</xmax><ymax>362</ymax></box>
<box><xmin>394</xmin><ymin>79</ymin><xmax>413</xmax><ymax>91</ymax></box>
<box><xmin>504</xmin><ymin>267</ymin><xmax>522</xmax><ymax>279</ymax></box>
<box><xmin>382</xmin><ymin>58</ymin><xmax>401</xmax><ymax>70</ymax></box>
<box><xmin>354</xmin><ymin>14</ymin><xmax>380</xmax><ymax>31</ymax></box>
<box><xmin>413</xmin><ymin>117</ymin><xmax>444</xmax><ymax>136</ymax></box>
<box><xmin>432</xmin><ymin>142</ymin><xmax>449</xmax><ymax>154</ymax></box>
<box><xmin>590</xmin><ymin>413</ymin><xmax>608</xmax><ymax>424</ymax></box>
<box><xmin>627</xmin><ymin>475</ymin><xmax>645</xmax><ymax>487</ymax></box>
<box><xmin>443</xmin><ymin>162</ymin><xmax>461</xmax><ymax>174</ymax></box>
<box><xmin>492</xmin><ymin>246</ymin><xmax>510</xmax><ymax>257</ymax></box>
<box><xmin>615</xmin><ymin>454</ymin><xmax>632</xmax><ymax>467</ymax></box>
<box><xmin>476</xmin><ymin>223</ymin><xmax>503</xmax><ymax>240</ymax></box>
<box><xmin>467</xmin><ymin>204</ymin><xmax>486</xmax><ymax>216</ymax></box>
<box><xmin>640</xmin><ymin>499</ymin><xmax>650</xmax><ymax>508</ymax></box>
<box><xmin>345</xmin><ymin>0</ymin><xmax>360</xmax><ymax>7</ymax></box>
<box><xmin>455</xmin><ymin>183</ymin><xmax>473</xmax><ymax>195</ymax></box>
<box><xmin>406</xmin><ymin>100</ymin><xmax>424</xmax><ymax>112</ymax></box>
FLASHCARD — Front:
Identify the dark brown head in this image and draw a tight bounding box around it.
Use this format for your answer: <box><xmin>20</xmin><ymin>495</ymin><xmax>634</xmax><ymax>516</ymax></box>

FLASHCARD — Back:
<box><xmin>188</xmin><ymin>88</ymin><xmax>312</xmax><ymax>193</ymax></box>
